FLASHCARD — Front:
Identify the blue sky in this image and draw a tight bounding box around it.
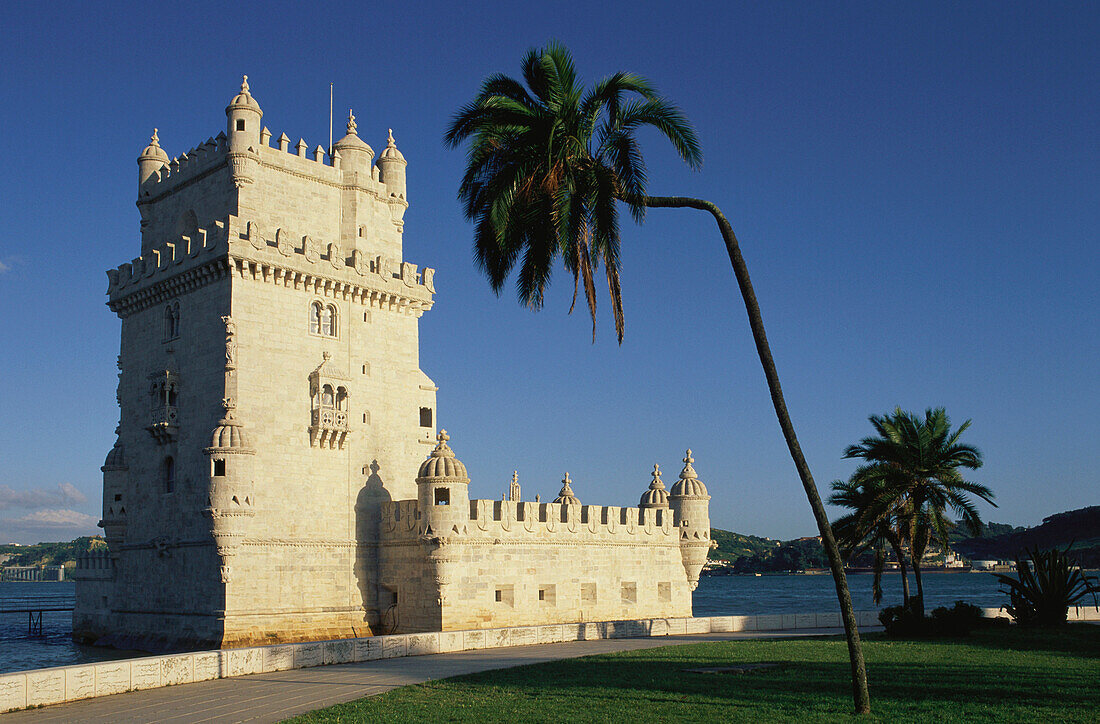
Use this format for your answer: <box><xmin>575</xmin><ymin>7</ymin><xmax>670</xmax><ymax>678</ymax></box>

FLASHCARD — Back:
<box><xmin>0</xmin><ymin>2</ymin><xmax>1096</xmax><ymax>544</ymax></box>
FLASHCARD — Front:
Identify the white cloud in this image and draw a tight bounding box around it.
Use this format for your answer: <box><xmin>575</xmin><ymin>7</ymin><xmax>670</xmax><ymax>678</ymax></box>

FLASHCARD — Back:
<box><xmin>1</xmin><ymin>508</ymin><xmax>100</xmax><ymax>544</ymax></box>
<box><xmin>0</xmin><ymin>483</ymin><xmax>88</xmax><ymax>511</ymax></box>
<box><xmin>0</xmin><ymin>259</ymin><xmax>9</xmax><ymax>273</ymax></box>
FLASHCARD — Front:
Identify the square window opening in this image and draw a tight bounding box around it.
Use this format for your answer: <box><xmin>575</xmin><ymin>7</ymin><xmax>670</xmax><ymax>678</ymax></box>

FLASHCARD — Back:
<box><xmin>419</xmin><ymin>407</ymin><xmax>433</xmax><ymax>428</ymax></box>
<box><xmin>212</xmin><ymin>459</ymin><xmax>226</xmax><ymax>477</ymax></box>
<box><xmin>434</xmin><ymin>487</ymin><xmax>450</xmax><ymax>506</ymax></box>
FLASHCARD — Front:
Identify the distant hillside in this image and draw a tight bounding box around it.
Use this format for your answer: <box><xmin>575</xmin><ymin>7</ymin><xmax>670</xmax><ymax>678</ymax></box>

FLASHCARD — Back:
<box><xmin>954</xmin><ymin>506</ymin><xmax>1100</xmax><ymax>567</ymax></box>
<box><xmin>709</xmin><ymin>528</ymin><xmax>776</xmax><ymax>562</ymax></box>
<box><xmin>0</xmin><ymin>536</ymin><xmax>106</xmax><ymax>568</ymax></box>
<box><xmin>709</xmin><ymin>528</ymin><xmax>828</xmax><ymax>573</ymax></box>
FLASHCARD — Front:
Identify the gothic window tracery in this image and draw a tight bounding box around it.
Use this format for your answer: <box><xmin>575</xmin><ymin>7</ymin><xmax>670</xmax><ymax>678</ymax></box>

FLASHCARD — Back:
<box><xmin>308</xmin><ymin>353</ymin><xmax>349</xmax><ymax>449</ymax></box>
<box><xmin>309</xmin><ymin>301</ymin><xmax>338</xmax><ymax>337</ymax></box>
<box><xmin>164</xmin><ymin>302</ymin><xmax>180</xmax><ymax>341</ymax></box>
<box><xmin>147</xmin><ymin>370</ymin><xmax>180</xmax><ymax>444</ymax></box>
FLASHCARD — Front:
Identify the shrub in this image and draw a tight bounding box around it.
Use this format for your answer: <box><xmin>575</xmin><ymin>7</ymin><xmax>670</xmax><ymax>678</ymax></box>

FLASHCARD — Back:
<box><xmin>881</xmin><ymin>600</ymin><xmax>985</xmax><ymax>637</ymax></box>
<box><xmin>929</xmin><ymin>601</ymin><xmax>984</xmax><ymax>636</ymax></box>
<box><xmin>995</xmin><ymin>545</ymin><xmax>1099</xmax><ymax>627</ymax></box>
<box><xmin>879</xmin><ymin>604</ymin><xmax>926</xmax><ymax>636</ymax></box>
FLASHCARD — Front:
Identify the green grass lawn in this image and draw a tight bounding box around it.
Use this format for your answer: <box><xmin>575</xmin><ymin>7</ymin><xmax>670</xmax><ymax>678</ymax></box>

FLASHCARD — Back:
<box><xmin>287</xmin><ymin>625</ymin><xmax>1100</xmax><ymax>723</ymax></box>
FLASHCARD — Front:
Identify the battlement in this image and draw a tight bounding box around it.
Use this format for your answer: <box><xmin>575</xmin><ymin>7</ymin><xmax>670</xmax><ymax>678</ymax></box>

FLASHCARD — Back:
<box><xmin>381</xmin><ymin>497</ymin><xmax>676</xmax><ymax>542</ymax></box>
<box><xmin>138</xmin><ymin>126</ymin><xmax>402</xmax><ymax>203</ymax></box>
<box><xmin>107</xmin><ymin>215</ymin><xmax>435</xmax><ymax>316</ymax></box>
<box><xmin>139</xmin><ymin>134</ymin><xmax>228</xmax><ymax>199</ymax></box>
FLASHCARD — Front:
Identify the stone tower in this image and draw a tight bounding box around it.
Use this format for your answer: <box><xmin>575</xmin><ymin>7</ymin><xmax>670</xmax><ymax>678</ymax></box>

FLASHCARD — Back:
<box><xmin>74</xmin><ymin>77</ymin><xmax>438</xmax><ymax>649</ymax></box>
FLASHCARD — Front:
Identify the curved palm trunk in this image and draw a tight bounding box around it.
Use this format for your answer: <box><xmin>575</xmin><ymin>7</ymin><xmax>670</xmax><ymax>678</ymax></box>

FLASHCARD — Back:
<box><xmin>643</xmin><ymin>195</ymin><xmax>871</xmax><ymax>714</ymax></box>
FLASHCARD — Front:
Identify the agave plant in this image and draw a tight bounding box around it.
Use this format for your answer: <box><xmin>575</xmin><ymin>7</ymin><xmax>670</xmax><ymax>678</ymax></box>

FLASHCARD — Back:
<box><xmin>995</xmin><ymin>545</ymin><xmax>1099</xmax><ymax>626</ymax></box>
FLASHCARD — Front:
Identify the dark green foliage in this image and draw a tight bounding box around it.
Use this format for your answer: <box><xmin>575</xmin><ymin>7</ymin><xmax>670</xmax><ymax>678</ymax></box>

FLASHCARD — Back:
<box><xmin>880</xmin><ymin>601</ymin><xmax>985</xmax><ymax>638</ymax></box>
<box><xmin>444</xmin><ymin>42</ymin><xmax>701</xmax><ymax>343</ymax></box>
<box><xmin>708</xmin><ymin>528</ymin><xmax>775</xmax><ymax>562</ymax></box>
<box><xmin>0</xmin><ymin>537</ymin><xmax>105</xmax><ymax>567</ymax></box>
<box><xmin>878</xmin><ymin>604</ymin><xmax>927</xmax><ymax>636</ymax></box>
<box><xmin>995</xmin><ymin>546</ymin><xmax>1100</xmax><ymax>627</ymax></box>
<box><xmin>840</xmin><ymin>407</ymin><xmax>994</xmax><ymax>616</ymax></box>
<box><xmin>928</xmin><ymin>601</ymin><xmax>986</xmax><ymax>636</ymax></box>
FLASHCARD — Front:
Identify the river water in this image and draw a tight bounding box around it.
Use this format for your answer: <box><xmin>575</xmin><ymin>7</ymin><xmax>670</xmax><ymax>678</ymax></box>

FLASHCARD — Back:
<box><xmin>1</xmin><ymin>572</ymin><xmax>1007</xmax><ymax>674</ymax></box>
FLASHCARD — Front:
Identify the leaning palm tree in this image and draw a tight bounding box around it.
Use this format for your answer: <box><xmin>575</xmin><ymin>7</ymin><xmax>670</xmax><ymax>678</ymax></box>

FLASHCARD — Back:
<box><xmin>844</xmin><ymin>407</ymin><xmax>995</xmax><ymax>616</ymax></box>
<box><xmin>830</xmin><ymin>478</ymin><xmax>910</xmax><ymax>607</ymax></box>
<box><xmin>445</xmin><ymin>42</ymin><xmax>870</xmax><ymax>714</ymax></box>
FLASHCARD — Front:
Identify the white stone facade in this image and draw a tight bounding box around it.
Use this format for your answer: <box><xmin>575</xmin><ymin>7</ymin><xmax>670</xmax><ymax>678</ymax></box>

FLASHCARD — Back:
<box><xmin>73</xmin><ymin>78</ymin><xmax>712</xmax><ymax>650</ymax></box>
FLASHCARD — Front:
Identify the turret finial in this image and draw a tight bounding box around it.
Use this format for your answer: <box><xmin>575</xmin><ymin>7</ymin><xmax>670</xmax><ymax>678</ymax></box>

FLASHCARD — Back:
<box><xmin>387</xmin><ymin>128</ymin><xmax>396</xmax><ymax>146</ymax></box>
<box><xmin>241</xmin><ymin>75</ymin><xmax>250</xmax><ymax>93</ymax></box>
<box><xmin>679</xmin><ymin>449</ymin><xmax>698</xmax><ymax>480</ymax></box>
<box><xmin>150</xmin><ymin>128</ymin><xmax>160</xmax><ymax>147</ymax></box>
<box><xmin>649</xmin><ymin>463</ymin><xmax>666</xmax><ymax>490</ymax></box>
<box><xmin>438</xmin><ymin>429</ymin><xmax>449</xmax><ymax>443</ymax></box>
<box><xmin>347</xmin><ymin>109</ymin><xmax>357</xmax><ymax>135</ymax></box>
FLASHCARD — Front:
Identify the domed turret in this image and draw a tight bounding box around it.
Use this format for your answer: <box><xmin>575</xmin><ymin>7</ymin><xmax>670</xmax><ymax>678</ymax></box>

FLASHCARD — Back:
<box><xmin>99</xmin><ymin>434</ymin><xmax>129</xmax><ymax>554</ymax></box>
<box><xmin>553</xmin><ymin>473</ymin><xmax>581</xmax><ymax>505</ymax></box>
<box><xmin>137</xmin><ymin>128</ymin><xmax>170</xmax><ymax>187</ymax></box>
<box><xmin>210</xmin><ymin>418</ymin><xmax>251</xmax><ymax>449</ymax></box>
<box><xmin>202</xmin><ymin>406</ymin><xmax>257</xmax><ymax>582</ymax></box>
<box><xmin>376</xmin><ymin>128</ymin><xmax>407</xmax><ymax>203</ymax></box>
<box><xmin>639</xmin><ymin>463</ymin><xmax>669</xmax><ymax>509</ymax></box>
<box><xmin>332</xmin><ymin>110</ymin><xmax>374</xmax><ymax>173</ymax></box>
<box><xmin>225</xmin><ymin>74</ymin><xmax>262</xmax><ymax>150</ymax></box>
<box><xmin>668</xmin><ymin>449</ymin><xmax>712</xmax><ymax>590</ymax></box>
<box><xmin>417</xmin><ymin>430</ymin><xmax>470</xmax><ymax>536</ymax></box>
<box><xmin>225</xmin><ymin>75</ymin><xmax>262</xmax><ymax>187</ymax></box>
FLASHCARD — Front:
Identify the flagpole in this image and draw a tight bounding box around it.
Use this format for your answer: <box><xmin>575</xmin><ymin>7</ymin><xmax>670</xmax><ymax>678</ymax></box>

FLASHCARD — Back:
<box><xmin>328</xmin><ymin>82</ymin><xmax>334</xmax><ymax>158</ymax></box>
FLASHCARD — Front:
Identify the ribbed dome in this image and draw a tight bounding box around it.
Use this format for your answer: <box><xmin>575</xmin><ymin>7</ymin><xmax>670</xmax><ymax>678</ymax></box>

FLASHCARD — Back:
<box><xmin>639</xmin><ymin>463</ymin><xmax>669</xmax><ymax>508</ymax></box>
<box><xmin>103</xmin><ymin>439</ymin><xmax>127</xmax><ymax>469</ymax></box>
<box><xmin>209</xmin><ymin>418</ymin><xmax>250</xmax><ymax>449</ymax></box>
<box><xmin>669</xmin><ymin>449</ymin><xmax>709</xmax><ymax>498</ymax></box>
<box><xmin>417</xmin><ymin>430</ymin><xmax>469</xmax><ymax>482</ymax></box>
<box><xmin>138</xmin><ymin>128</ymin><xmax>170</xmax><ymax>165</ymax></box>
<box><xmin>332</xmin><ymin>110</ymin><xmax>374</xmax><ymax>156</ymax></box>
<box><xmin>553</xmin><ymin>473</ymin><xmax>581</xmax><ymax>505</ymax></box>
<box><xmin>378</xmin><ymin>129</ymin><xmax>405</xmax><ymax>162</ymax></box>
<box><xmin>226</xmin><ymin>75</ymin><xmax>262</xmax><ymax>114</ymax></box>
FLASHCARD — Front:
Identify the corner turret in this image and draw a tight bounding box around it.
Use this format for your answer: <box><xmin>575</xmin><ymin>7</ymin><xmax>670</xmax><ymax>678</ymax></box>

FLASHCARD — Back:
<box><xmin>639</xmin><ymin>463</ymin><xmax>669</xmax><ymax>509</ymax></box>
<box><xmin>137</xmin><ymin>129</ymin><xmax>170</xmax><ymax>189</ymax></box>
<box><xmin>416</xmin><ymin>430</ymin><xmax>470</xmax><ymax>537</ymax></box>
<box><xmin>202</xmin><ymin>402</ymin><xmax>256</xmax><ymax>584</ymax></box>
<box><xmin>332</xmin><ymin>110</ymin><xmax>374</xmax><ymax>173</ymax></box>
<box><xmin>668</xmin><ymin>449</ymin><xmax>711</xmax><ymax>590</ymax></box>
<box><xmin>553</xmin><ymin>473</ymin><xmax>581</xmax><ymax>506</ymax></box>
<box><xmin>377</xmin><ymin>128</ymin><xmax>408</xmax><ymax>202</ymax></box>
<box><xmin>98</xmin><ymin>432</ymin><xmax>129</xmax><ymax>556</ymax></box>
<box><xmin>225</xmin><ymin>75</ymin><xmax>262</xmax><ymax>186</ymax></box>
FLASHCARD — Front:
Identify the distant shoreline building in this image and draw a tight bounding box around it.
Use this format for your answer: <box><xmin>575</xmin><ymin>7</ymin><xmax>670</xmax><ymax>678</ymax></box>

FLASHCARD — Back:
<box><xmin>73</xmin><ymin>78</ymin><xmax>712</xmax><ymax>651</ymax></box>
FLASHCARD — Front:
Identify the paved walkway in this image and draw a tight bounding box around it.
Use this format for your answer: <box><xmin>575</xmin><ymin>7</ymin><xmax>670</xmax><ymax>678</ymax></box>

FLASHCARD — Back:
<box><xmin>3</xmin><ymin>628</ymin><xmax>852</xmax><ymax>723</ymax></box>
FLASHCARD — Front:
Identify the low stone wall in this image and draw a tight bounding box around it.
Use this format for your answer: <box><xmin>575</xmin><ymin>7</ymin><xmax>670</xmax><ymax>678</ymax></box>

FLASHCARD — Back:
<box><xmin>3</xmin><ymin>607</ymin><xmax>1097</xmax><ymax>713</ymax></box>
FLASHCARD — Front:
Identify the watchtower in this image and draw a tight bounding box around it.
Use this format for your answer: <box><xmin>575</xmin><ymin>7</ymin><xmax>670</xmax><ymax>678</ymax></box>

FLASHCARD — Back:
<box><xmin>74</xmin><ymin>77</ymin><xmax>439</xmax><ymax>649</ymax></box>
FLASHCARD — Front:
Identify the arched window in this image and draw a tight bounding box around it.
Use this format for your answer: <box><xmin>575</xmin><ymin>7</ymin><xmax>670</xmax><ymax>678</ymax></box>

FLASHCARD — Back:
<box><xmin>167</xmin><ymin>382</ymin><xmax>178</xmax><ymax>407</ymax></box>
<box><xmin>321</xmin><ymin>384</ymin><xmax>335</xmax><ymax>408</ymax></box>
<box><xmin>336</xmin><ymin>387</ymin><xmax>348</xmax><ymax>411</ymax></box>
<box><xmin>322</xmin><ymin>305</ymin><xmax>337</xmax><ymax>337</ymax></box>
<box><xmin>164</xmin><ymin>456</ymin><xmax>176</xmax><ymax>493</ymax></box>
<box><xmin>309</xmin><ymin>302</ymin><xmax>323</xmax><ymax>335</ymax></box>
<box><xmin>164</xmin><ymin>302</ymin><xmax>180</xmax><ymax>340</ymax></box>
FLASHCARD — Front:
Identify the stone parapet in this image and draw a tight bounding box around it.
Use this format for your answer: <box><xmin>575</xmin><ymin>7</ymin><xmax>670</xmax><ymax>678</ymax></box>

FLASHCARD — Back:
<box><xmin>106</xmin><ymin>215</ymin><xmax>434</xmax><ymax>318</ymax></box>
